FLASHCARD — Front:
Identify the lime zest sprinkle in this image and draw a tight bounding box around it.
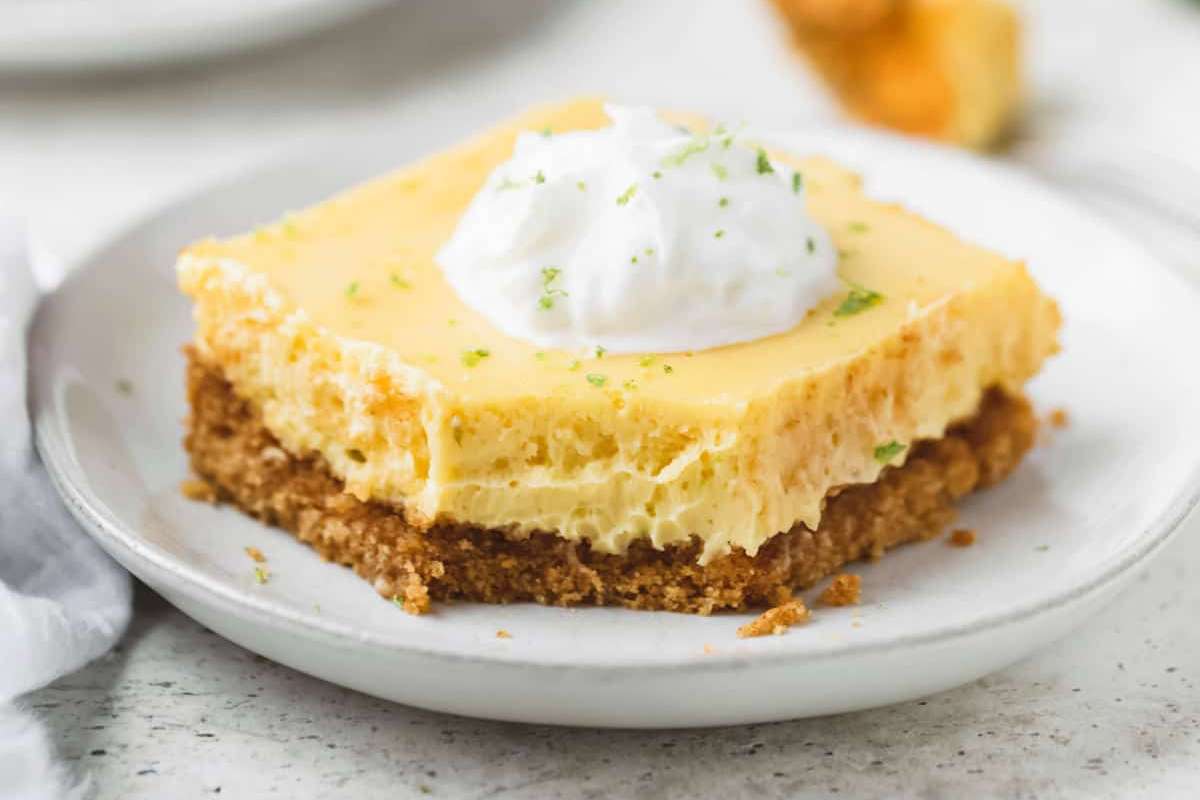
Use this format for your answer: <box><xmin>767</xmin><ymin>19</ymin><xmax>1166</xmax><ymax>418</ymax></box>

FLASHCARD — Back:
<box><xmin>806</xmin><ymin>237</ymin><xmax>816</xmax><ymax>254</ymax></box>
<box><xmin>390</xmin><ymin>273</ymin><xmax>412</xmax><ymax>289</ymax></box>
<box><xmin>662</xmin><ymin>136</ymin><xmax>710</xmax><ymax>167</ymax></box>
<box><xmin>630</xmin><ymin>255</ymin><xmax>638</xmax><ymax>264</ymax></box>
<box><xmin>253</xmin><ymin>566</ymin><xmax>269</xmax><ymax>584</ymax></box>
<box><xmin>652</xmin><ymin>170</ymin><xmax>663</xmax><ymax>180</ymax></box>
<box><xmin>849</xmin><ymin>221</ymin><xmax>870</xmax><ymax>233</ymax></box>
<box><xmin>874</xmin><ymin>441</ymin><xmax>906</xmax><ymax>464</ymax></box>
<box><xmin>567</xmin><ymin>359</ymin><xmax>581</xmax><ymax>372</ymax></box>
<box><xmin>447</xmin><ymin>318</ymin><xmax>459</xmax><ymax>327</ymax></box>
<box><xmin>461</xmin><ymin>348</ymin><xmax>491</xmax><ymax>367</ymax></box>
<box><xmin>391</xmin><ymin>595</ymin><xmax>405</xmax><ymax>609</ymax></box>
<box><xmin>541</xmin><ymin>126</ymin><xmax>553</xmax><ymax>137</ymax></box>
<box><xmin>663</xmin><ymin>364</ymin><xmax>674</xmax><ymax>374</ymax></box>
<box><xmin>577</xmin><ymin>180</ymin><xmax>587</xmax><ymax>191</ymax></box>
<box><xmin>715</xmin><ymin>123</ymin><xmax>741</xmax><ymax>149</ymax></box>
<box><xmin>718</xmin><ymin>196</ymin><xmax>730</xmax><ymax>208</ymax></box>
<box><xmin>623</xmin><ymin>379</ymin><xmax>639</xmax><ymax>391</ymax></box>
<box><xmin>755</xmin><ymin>147</ymin><xmax>774</xmax><ymax>175</ymax></box>
<box><xmin>585</xmin><ymin>373</ymin><xmax>607</xmax><ymax>388</ymax></box>
<box><xmin>344</xmin><ymin>281</ymin><xmax>360</xmax><ymax>298</ymax></box>
<box><xmin>638</xmin><ymin>355</ymin><xmax>657</xmax><ymax>368</ymax></box>
<box><xmin>534</xmin><ymin>351</ymin><xmax>547</xmax><ymax>361</ymax></box>
<box><xmin>538</xmin><ymin>266</ymin><xmax>568</xmax><ymax>311</ymax></box>
<box><xmin>533</xmin><ymin>169</ymin><xmax>546</xmax><ymax>185</ymax></box>
<box><xmin>496</xmin><ymin>176</ymin><xmax>523</xmax><ymax>191</ymax></box>
<box><xmin>594</xmin><ymin>346</ymin><xmax>606</xmax><ymax>359</ymax></box>
<box><xmin>714</xmin><ymin>229</ymin><xmax>726</xmax><ymax>239</ymax></box>
<box><xmin>833</xmin><ymin>282</ymin><xmax>885</xmax><ymax>317</ymax></box>
<box><xmin>616</xmin><ymin>183</ymin><xmax>638</xmax><ymax>206</ymax></box>
<box><xmin>644</xmin><ymin>247</ymin><xmax>655</xmax><ymax>256</ymax></box>
<box><xmin>792</xmin><ymin>172</ymin><xmax>804</xmax><ymax>193</ymax></box>
<box><xmin>711</xmin><ymin>163</ymin><xmax>728</xmax><ymax>181</ymax></box>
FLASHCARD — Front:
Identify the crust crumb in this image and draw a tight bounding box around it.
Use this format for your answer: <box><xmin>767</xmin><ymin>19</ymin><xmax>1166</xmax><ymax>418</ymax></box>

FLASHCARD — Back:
<box><xmin>495</xmin><ymin>629</ymin><xmax>512</xmax><ymax>639</ymax></box>
<box><xmin>180</xmin><ymin>478</ymin><xmax>217</xmax><ymax>503</ymax></box>
<box><xmin>949</xmin><ymin>528</ymin><xmax>976</xmax><ymax>547</ymax></box>
<box><xmin>819</xmin><ymin>573</ymin><xmax>861</xmax><ymax>606</ymax></box>
<box><xmin>737</xmin><ymin>598</ymin><xmax>811</xmax><ymax>638</ymax></box>
<box><xmin>244</xmin><ymin>546</ymin><xmax>266</xmax><ymax>563</ymax></box>
<box><xmin>401</xmin><ymin>580</ymin><xmax>431</xmax><ymax>615</ymax></box>
<box><xmin>702</xmin><ymin>643</ymin><xmax>717</xmax><ymax>655</ymax></box>
<box><xmin>1048</xmin><ymin>407</ymin><xmax>1070</xmax><ymax>429</ymax></box>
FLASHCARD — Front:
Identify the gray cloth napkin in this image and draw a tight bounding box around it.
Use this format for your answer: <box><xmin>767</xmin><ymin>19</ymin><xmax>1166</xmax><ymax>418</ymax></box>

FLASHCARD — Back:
<box><xmin>0</xmin><ymin>216</ymin><xmax>132</xmax><ymax>800</ymax></box>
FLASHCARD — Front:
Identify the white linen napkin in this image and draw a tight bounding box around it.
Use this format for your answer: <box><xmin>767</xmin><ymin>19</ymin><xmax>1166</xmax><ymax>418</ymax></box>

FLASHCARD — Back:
<box><xmin>0</xmin><ymin>216</ymin><xmax>132</xmax><ymax>800</ymax></box>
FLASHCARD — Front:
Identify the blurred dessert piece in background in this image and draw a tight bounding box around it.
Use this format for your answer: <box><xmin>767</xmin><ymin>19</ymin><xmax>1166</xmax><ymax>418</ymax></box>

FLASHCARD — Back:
<box><xmin>769</xmin><ymin>0</ymin><xmax>1021</xmax><ymax>149</ymax></box>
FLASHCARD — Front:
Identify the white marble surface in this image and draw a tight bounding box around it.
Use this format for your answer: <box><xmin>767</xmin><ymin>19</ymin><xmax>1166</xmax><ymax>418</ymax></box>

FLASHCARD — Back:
<box><xmin>8</xmin><ymin>0</ymin><xmax>1200</xmax><ymax>796</ymax></box>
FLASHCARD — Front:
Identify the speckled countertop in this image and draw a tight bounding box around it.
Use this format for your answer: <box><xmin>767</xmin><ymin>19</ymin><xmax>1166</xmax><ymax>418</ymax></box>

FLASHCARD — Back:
<box><xmin>9</xmin><ymin>1</ymin><xmax>1200</xmax><ymax>797</ymax></box>
<box><xmin>26</xmin><ymin>512</ymin><xmax>1200</xmax><ymax>799</ymax></box>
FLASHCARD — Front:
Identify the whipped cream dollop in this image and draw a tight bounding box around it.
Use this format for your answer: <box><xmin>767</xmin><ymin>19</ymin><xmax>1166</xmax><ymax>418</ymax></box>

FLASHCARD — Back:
<box><xmin>437</xmin><ymin>105</ymin><xmax>839</xmax><ymax>354</ymax></box>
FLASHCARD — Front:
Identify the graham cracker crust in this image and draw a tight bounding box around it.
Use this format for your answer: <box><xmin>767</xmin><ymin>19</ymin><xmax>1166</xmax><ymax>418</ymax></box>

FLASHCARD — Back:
<box><xmin>183</xmin><ymin>349</ymin><xmax>1036</xmax><ymax>614</ymax></box>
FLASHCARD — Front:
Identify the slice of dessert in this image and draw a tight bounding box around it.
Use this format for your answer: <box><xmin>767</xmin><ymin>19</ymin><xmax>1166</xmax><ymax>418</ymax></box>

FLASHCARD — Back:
<box><xmin>178</xmin><ymin>98</ymin><xmax>1059</xmax><ymax>614</ymax></box>
<box><xmin>768</xmin><ymin>0</ymin><xmax>1022</xmax><ymax>149</ymax></box>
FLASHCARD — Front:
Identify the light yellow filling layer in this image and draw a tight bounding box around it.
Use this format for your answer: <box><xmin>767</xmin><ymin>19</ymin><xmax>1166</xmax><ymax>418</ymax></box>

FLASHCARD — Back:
<box><xmin>178</xmin><ymin>98</ymin><xmax>1060</xmax><ymax>562</ymax></box>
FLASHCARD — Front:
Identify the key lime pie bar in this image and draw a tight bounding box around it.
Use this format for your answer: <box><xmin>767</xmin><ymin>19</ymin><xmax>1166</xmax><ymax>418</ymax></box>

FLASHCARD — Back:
<box><xmin>179</xmin><ymin>98</ymin><xmax>1059</xmax><ymax>614</ymax></box>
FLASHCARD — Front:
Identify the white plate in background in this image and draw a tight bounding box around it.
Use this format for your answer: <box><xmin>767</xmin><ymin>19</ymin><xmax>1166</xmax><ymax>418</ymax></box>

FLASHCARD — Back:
<box><xmin>29</xmin><ymin>123</ymin><xmax>1200</xmax><ymax>727</ymax></box>
<box><xmin>0</xmin><ymin>0</ymin><xmax>388</xmax><ymax>71</ymax></box>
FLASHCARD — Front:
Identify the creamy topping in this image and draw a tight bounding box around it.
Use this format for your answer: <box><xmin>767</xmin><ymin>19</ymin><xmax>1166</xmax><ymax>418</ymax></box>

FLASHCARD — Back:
<box><xmin>436</xmin><ymin>105</ymin><xmax>839</xmax><ymax>354</ymax></box>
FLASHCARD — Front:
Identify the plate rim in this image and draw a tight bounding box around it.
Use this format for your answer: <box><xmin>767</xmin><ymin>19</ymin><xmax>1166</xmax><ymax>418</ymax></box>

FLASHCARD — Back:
<box><xmin>31</xmin><ymin>122</ymin><xmax>1200</xmax><ymax>673</ymax></box>
<box><xmin>0</xmin><ymin>0</ymin><xmax>391</xmax><ymax>72</ymax></box>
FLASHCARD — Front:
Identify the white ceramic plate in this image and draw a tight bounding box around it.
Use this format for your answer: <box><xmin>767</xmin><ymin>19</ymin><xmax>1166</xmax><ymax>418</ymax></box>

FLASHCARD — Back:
<box><xmin>0</xmin><ymin>0</ymin><xmax>388</xmax><ymax>72</ymax></box>
<box><xmin>30</xmin><ymin>124</ymin><xmax>1200</xmax><ymax>728</ymax></box>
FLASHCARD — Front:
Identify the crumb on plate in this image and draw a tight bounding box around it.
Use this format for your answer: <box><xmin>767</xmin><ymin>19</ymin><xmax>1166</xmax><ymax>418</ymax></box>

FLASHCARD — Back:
<box><xmin>496</xmin><ymin>629</ymin><xmax>512</xmax><ymax>639</ymax></box>
<box><xmin>179</xmin><ymin>478</ymin><xmax>217</xmax><ymax>503</ymax></box>
<box><xmin>1049</xmin><ymin>407</ymin><xmax>1069</xmax><ymax>429</ymax></box>
<box><xmin>737</xmin><ymin>597</ymin><xmax>811</xmax><ymax>638</ymax></box>
<box><xmin>949</xmin><ymin>528</ymin><xmax>976</xmax><ymax>547</ymax></box>
<box><xmin>819</xmin><ymin>573</ymin><xmax>862</xmax><ymax>606</ymax></box>
<box><xmin>244</xmin><ymin>546</ymin><xmax>266</xmax><ymax>563</ymax></box>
